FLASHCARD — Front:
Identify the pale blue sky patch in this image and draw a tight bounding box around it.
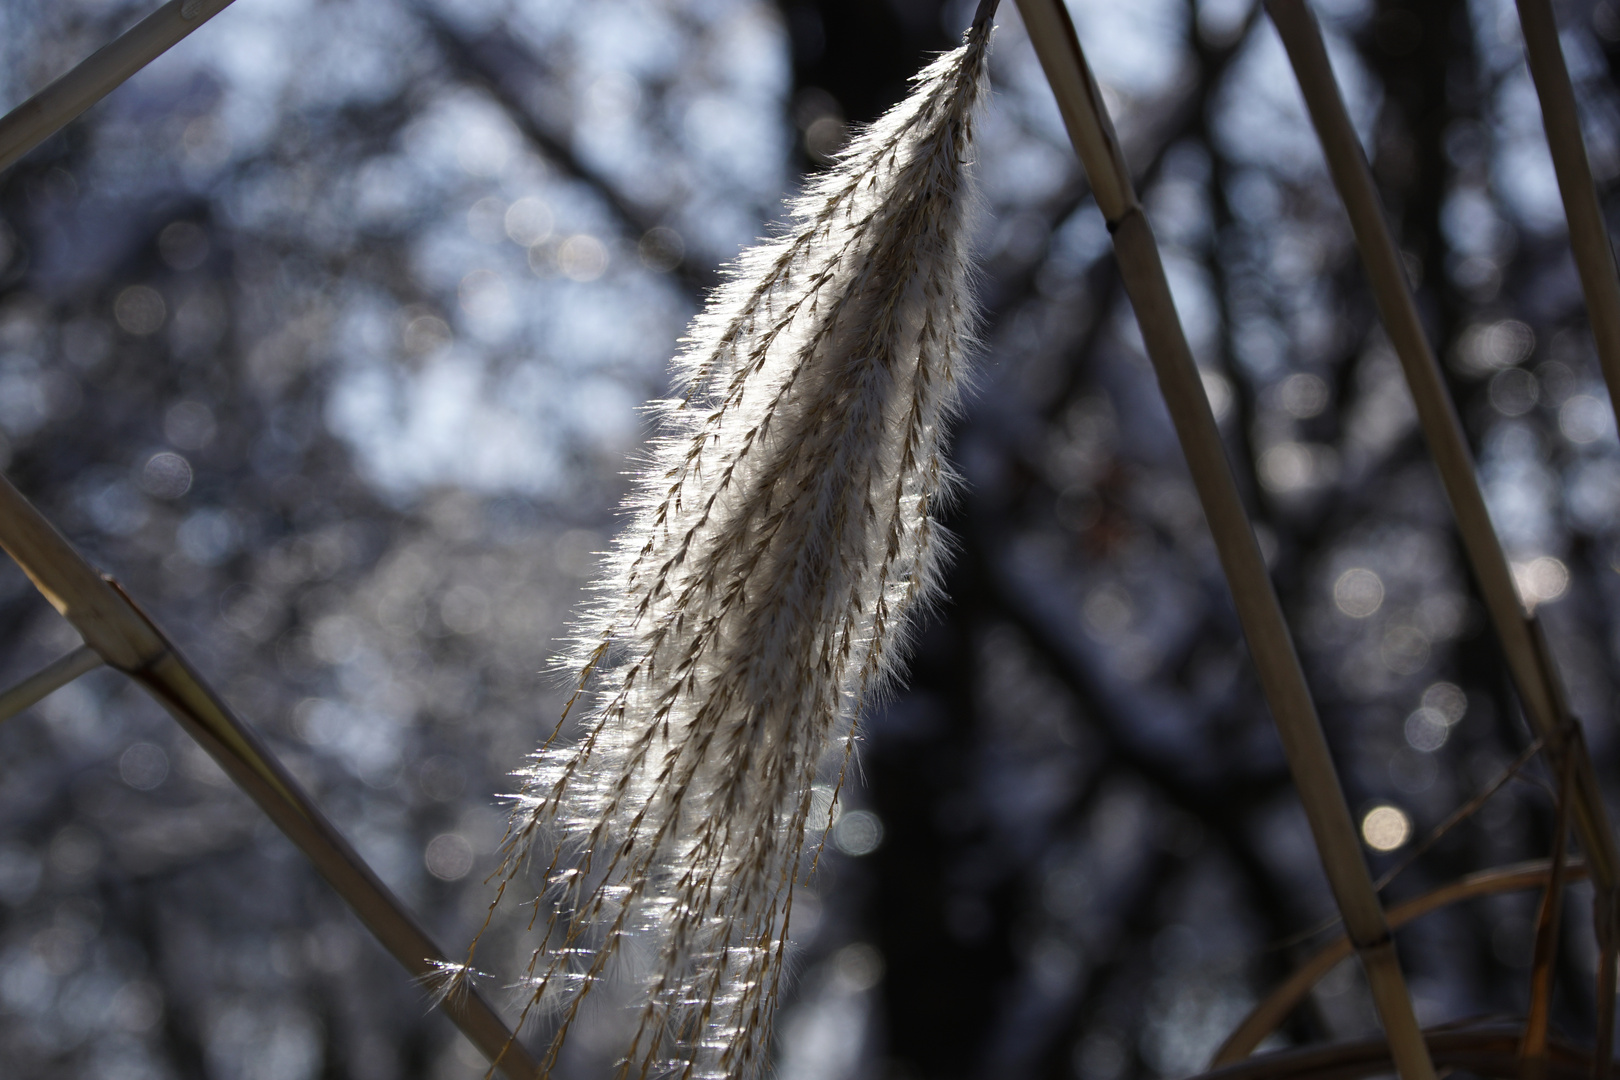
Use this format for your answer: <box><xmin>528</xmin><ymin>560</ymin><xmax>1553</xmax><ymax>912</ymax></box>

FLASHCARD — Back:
<box><xmin>1069</xmin><ymin>0</ymin><xmax>1191</xmax><ymax>99</ymax></box>
<box><xmin>326</xmin><ymin>349</ymin><xmax>569</xmax><ymax>497</ymax></box>
<box><xmin>1214</xmin><ymin>19</ymin><xmax>1379</xmax><ymax>178</ymax></box>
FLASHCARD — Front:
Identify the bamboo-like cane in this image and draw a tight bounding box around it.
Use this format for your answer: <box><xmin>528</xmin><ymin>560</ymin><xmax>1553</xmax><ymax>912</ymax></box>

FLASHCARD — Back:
<box><xmin>0</xmin><ymin>645</ymin><xmax>103</xmax><ymax>724</ymax></box>
<box><xmin>1011</xmin><ymin>4</ymin><xmax>1435</xmax><ymax>1079</ymax></box>
<box><xmin>1265</xmin><ymin>0</ymin><xmax>1620</xmax><ymax>918</ymax></box>
<box><xmin>1268</xmin><ymin>11</ymin><xmax>1620</xmax><ymax>1071</ymax></box>
<box><xmin>0</xmin><ymin>0</ymin><xmax>239</xmax><ymax>174</ymax></box>
<box><xmin>0</xmin><ymin>473</ymin><xmax>541</xmax><ymax>1080</ymax></box>
<box><xmin>1509</xmin><ymin>9</ymin><xmax>1620</xmax><ymax>1065</ymax></box>
<box><xmin>1214</xmin><ymin>859</ymin><xmax>1588</xmax><ymax>1065</ymax></box>
<box><xmin>1512</xmin><ymin>0</ymin><xmax>1620</xmax><ymax>433</ymax></box>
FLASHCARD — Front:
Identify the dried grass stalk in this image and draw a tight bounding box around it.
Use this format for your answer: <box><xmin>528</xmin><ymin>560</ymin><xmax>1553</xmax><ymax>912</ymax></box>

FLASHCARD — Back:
<box><xmin>1522</xmin><ymin>749</ymin><xmax>1577</xmax><ymax>1078</ymax></box>
<box><xmin>453</xmin><ymin>18</ymin><xmax>994</xmax><ymax>1080</ymax></box>
<box><xmin>1263</xmin><ymin>0</ymin><xmax>1620</xmax><ymax>897</ymax></box>
<box><xmin>1512</xmin><ymin>0</ymin><xmax>1620</xmax><ymax>434</ymax></box>
<box><xmin>1596</xmin><ymin>897</ymin><xmax>1617</xmax><ymax>1080</ymax></box>
<box><xmin>1266</xmin><ymin>0</ymin><xmax>1616</xmax><ymax>875</ymax></box>
<box><xmin>0</xmin><ymin>473</ymin><xmax>542</xmax><ymax>1080</ymax></box>
<box><xmin>0</xmin><ymin>0</ymin><xmax>240</xmax><ymax>174</ymax></box>
<box><xmin>1012</xmin><ymin>2</ymin><xmax>1435</xmax><ymax>1078</ymax></box>
<box><xmin>0</xmin><ymin>645</ymin><xmax>102</xmax><ymax>724</ymax></box>
<box><xmin>1264</xmin><ymin>17</ymin><xmax>1620</xmax><ymax>1065</ymax></box>
<box><xmin>1505</xmin><ymin>9</ymin><xmax>1620</xmax><ymax>1059</ymax></box>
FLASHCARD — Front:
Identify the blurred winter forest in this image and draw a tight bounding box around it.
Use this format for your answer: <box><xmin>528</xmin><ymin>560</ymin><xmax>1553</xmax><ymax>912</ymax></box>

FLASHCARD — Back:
<box><xmin>2</xmin><ymin>0</ymin><xmax>1620</xmax><ymax>1077</ymax></box>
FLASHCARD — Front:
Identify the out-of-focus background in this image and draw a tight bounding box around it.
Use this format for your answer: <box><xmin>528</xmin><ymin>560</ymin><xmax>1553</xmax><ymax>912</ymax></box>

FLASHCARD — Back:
<box><xmin>2</xmin><ymin>0</ymin><xmax>1620</xmax><ymax>1076</ymax></box>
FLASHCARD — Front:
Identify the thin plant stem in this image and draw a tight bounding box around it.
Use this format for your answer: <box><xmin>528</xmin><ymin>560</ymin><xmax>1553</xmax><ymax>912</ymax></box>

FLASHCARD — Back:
<box><xmin>1266</xmin><ymin>16</ymin><xmax>1620</xmax><ymax>1063</ymax></box>
<box><xmin>1522</xmin><ymin>746</ymin><xmax>1577</xmax><ymax>1079</ymax></box>
<box><xmin>1512</xmin><ymin>0</ymin><xmax>1620</xmax><ymax>434</ymax></box>
<box><xmin>0</xmin><ymin>0</ymin><xmax>240</xmax><ymax>174</ymax></box>
<box><xmin>1011</xmin><ymin>4</ymin><xmax>1434</xmax><ymax>1079</ymax></box>
<box><xmin>0</xmin><ymin>645</ymin><xmax>102</xmax><ymax>724</ymax></box>
<box><xmin>1272</xmin><ymin>737</ymin><xmax>1550</xmax><ymax>955</ymax></box>
<box><xmin>1596</xmin><ymin>892</ymin><xmax>1617</xmax><ymax>1080</ymax></box>
<box><xmin>1374</xmin><ymin>737</ymin><xmax>1546</xmax><ymax>894</ymax></box>
<box><xmin>0</xmin><ymin>473</ymin><xmax>542</xmax><ymax>1080</ymax></box>
<box><xmin>1264</xmin><ymin>0</ymin><xmax>1620</xmax><ymax>901</ymax></box>
<box><xmin>1213</xmin><ymin>859</ymin><xmax>1589</xmax><ymax>1065</ymax></box>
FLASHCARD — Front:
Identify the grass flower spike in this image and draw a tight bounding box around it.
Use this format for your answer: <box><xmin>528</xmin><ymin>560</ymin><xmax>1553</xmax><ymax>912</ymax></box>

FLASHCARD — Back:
<box><xmin>464</xmin><ymin>15</ymin><xmax>994</xmax><ymax>1079</ymax></box>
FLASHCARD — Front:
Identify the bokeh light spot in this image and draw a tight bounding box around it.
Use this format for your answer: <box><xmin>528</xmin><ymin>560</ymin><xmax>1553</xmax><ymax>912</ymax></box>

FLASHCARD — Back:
<box><xmin>1334</xmin><ymin>567</ymin><xmax>1384</xmax><ymax>618</ymax></box>
<box><xmin>558</xmin><ymin>235</ymin><xmax>609</xmax><ymax>281</ymax></box>
<box><xmin>1422</xmin><ymin>681</ymin><xmax>1468</xmax><ymax>724</ymax></box>
<box><xmin>158</xmin><ymin>221</ymin><xmax>210</xmax><ymax>270</ymax></box>
<box><xmin>1361</xmin><ymin>805</ymin><xmax>1411</xmax><ymax>852</ymax></box>
<box><xmin>1381</xmin><ymin>626</ymin><xmax>1431</xmax><ymax>675</ymax></box>
<box><xmin>115</xmin><ymin>286</ymin><xmax>166</xmax><ymax>335</ymax></box>
<box><xmin>638</xmin><ymin>226</ymin><xmax>685</xmax><ymax>273</ymax></box>
<box><xmin>1404</xmin><ymin>707</ymin><xmax>1449</xmax><ymax>752</ymax></box>
<box><xmin>1279</xmin><ymin>372</ymin><xmax>1329</xmax><ymax>418</ymax></box>
<box><xmin>119</xmin><ymin>743</ymin><xmax>169</xmax><ymax>791</ymax></box>
<box><xmin>425</xmin><ymin>834</ymin><xmax>474</xmax><ymax>881</ymax></box>
<box><xmin>1559</xmin><ymin>394</ymin><xmax>1613</xmax><ymax>444</ymax></box>
<box><xmin>833</xmin><ymin>810</ymin><xmax>883</xmax><ymax>856</ymax></box>
<box><xmin>140</xmin><ymin>452</ymin><xmax>193</xmax><ymax>499</ymax></box>
<box><xmin>504</xmin><ymin>197</ymin><xmax>554</xmax><ymax>247</ymax></box>
<box><xmin>1512</xmin><ymin>556</ymin><xmax>1569</xmax><ymax>610</ymax></box>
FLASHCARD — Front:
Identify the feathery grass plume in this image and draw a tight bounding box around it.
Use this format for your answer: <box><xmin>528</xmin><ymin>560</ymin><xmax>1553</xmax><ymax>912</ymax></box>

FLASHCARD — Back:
<box><xmin>460</xmin><ymin>14</ymin><xmax>994</xmax><ymax>1079</ymax></box>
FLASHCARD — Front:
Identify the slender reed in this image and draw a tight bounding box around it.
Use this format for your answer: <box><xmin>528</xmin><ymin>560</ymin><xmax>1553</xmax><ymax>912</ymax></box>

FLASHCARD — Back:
<box><xmin>1523</xmin><ymin>749</ymin><xmax>1577</xmax><ymax>1079</ymax></box>
<box><xmin>0</xmin><ymin>645</ymin><xmax>102</xmax><ymax>724</ymax></box>
<box><xmin>1597</xmin><ymin>895</ymin><xmax>1618</xmax><ymax>1080</ymax></box>
<box><xmin>1506</xmin><ymin>3</ymin><xmax>1620</xmax><ymax>1052</ymax></box>
<box><xmin>1265</xmin><ymin>12</ymin><xmax>1620</xmax><ymax>1066</ymax></box>
<box><xmin>1264</xmin><ymin>0</ymin><xmax>1620</xmax><ymax>897</ymax></box>
<box><xmin>0</xmin><ymin>0</ymin><xmax>239</xmax><ymax>174</ymax></box>
<box><xmin>0</xmin><ymin>473</ymin><xmax>541</xmax><ymax>1080</ymax></box>
<box><xmin>1512</xmin><ymin>0</ymin><xmax>1620</xmax><ymax>434</ymax></box>
<box><xmin>1011</xmin><ymin>3</ymin><xmax>1435</xmax><ymax>1078</ymax></box>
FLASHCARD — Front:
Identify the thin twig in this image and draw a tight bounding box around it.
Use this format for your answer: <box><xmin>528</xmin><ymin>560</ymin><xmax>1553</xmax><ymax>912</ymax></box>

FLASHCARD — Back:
<box><xmin>1374</xmin><ymin>736</ymin><xmax>1546</xmax><ymax>893</ymax></box>
<box><xmin>1213</xmin><ymin>860</ymin><xmax>1589</xmax><ymax>1066</ymax></box>
<box><xmin>0</xmin><ymin>0</ymin><xmax>240</xmax><ymax>174</ymax></box>
<box><xmin>0</xmin><ymin>473</ymin><xmax>541</xmax><ymax>1080</ymax></box>
<box><xmin>1268</xmin><ymin>737</ymin><xmax>1549</xmax><ymax>955</ymax></box>
<box><xmin>1512</xmin><ymin>0</ymin><xmax>1620</xmax><ymax>434</ymax></box>
<box><xmin>1011</xmin><ymin>4</ymin><xmax>1434</xmax><ymax>1079</ymax></box>
<box><xmin>1523</xmin><ymin>746</ymin><xmax>1578</xmax><ymax>1078</ymax></box>
<box><xmin>0</xmin><ymin>644</ymin><xmax>102</xmax><ymax>724</ymax></box>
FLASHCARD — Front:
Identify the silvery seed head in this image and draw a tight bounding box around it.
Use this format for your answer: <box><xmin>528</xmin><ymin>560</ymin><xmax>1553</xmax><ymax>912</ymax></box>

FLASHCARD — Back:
<box><xmin>455</xmin><ymin>18</ymin><xmax>993</xmax><ymax>1080</ymax></box>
